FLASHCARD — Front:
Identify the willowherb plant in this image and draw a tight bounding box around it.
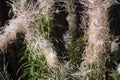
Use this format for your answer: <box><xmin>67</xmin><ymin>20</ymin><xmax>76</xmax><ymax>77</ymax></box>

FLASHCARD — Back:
<box><xmin>79</xmin><ymin>0</ymin><xmax>110</xmax><ymax>79</ymax></box>
<box><xmin>62</xmin><ymin>0</ymin><xmax>79</xmax><ymax>67</ymax></box>
<box><xmin>0</xmin><ymin>0</ymin><xmax>62</xmax><ymax>73</ymax></box>
<box><xmin>25</xmin><ymin>27</ymin><xmax>61</xmax><ymax>69</ymax></box>
<box><xmin>1</xmin><ymin>0</ymin><xmax>119</xmax><ymax>79</ymax></box>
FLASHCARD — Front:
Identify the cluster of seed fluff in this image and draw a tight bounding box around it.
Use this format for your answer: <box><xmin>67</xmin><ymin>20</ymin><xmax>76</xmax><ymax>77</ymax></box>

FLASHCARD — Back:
<box><xmin>0</xmin><ymin>0</ymin><xmax>61</xmax><ymax>70</ymax></box>
<box><xmin>79</xmin><ymin>0</ymin><xmax>110</xmax><ymax>77</ymax></box>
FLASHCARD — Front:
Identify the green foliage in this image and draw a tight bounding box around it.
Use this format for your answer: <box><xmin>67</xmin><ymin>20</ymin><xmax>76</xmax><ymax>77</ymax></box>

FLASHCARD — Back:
<box><xmin>17</xmin><ymin>46</ymin><xmax>53</xmax><ymax>80</ymax></box>
<box><xmin>109</xmin><ymin>72</ymin><xmax>120</xmax><ymax>80</ymax></box>
<box><xmin>34</xmin><ymin>14</ymin><xmax>54</xmax><ymax>39</ymax></box>
<box><xmin>17</xmin><ymin>13</ymin><xmax>55</xmax><ymax>79</ymax></box>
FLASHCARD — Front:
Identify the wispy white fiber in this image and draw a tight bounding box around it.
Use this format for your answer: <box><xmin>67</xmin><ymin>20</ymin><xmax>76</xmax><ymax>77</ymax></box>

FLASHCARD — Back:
<box><xmin>0</xmin><ymin>0</ymin><xmax>61</xmax><ymax>70</ymax></box>
<box><xmin>79</xmin><ymin>1</ymin><xmax>110</xmax><ymax>78</ymax></box>
<box><xmin>81</xmin><ymin>0</ymin><xmax>109</xmax><ymax>64</ymax></box>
